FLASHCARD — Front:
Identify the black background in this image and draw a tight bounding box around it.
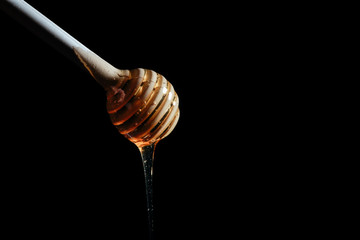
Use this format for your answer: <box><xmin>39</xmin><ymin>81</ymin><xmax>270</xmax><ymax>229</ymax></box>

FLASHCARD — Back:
<box><xmin>0</xmin><ymin>1</ymin><xmax>317</xmax><ymax>239</ymax></box>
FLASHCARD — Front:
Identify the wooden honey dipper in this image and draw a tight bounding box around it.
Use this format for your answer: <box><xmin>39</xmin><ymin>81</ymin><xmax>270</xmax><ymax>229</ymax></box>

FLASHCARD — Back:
<box><xmin>1</xmin><ymin>0</ymin><xmax>180</xmax><ymax>148</ymax></box>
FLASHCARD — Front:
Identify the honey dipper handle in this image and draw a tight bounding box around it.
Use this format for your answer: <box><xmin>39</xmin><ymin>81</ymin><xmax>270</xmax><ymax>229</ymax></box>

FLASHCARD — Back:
<box><xmin>0</xmin><ymin>0</ymin><xmax>91</xmax><ymax>69</ymax></box>
<box><xmin>0</xmin><ymin>0</ymin><xmax>126</xmax><ymax>89</ymax></box>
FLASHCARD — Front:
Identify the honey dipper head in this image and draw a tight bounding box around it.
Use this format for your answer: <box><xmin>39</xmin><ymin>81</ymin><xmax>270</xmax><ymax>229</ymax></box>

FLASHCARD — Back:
<box><xmin>106</xmin><ymin>68</ymin><xmax>180</xmax><ymax>147</ymax></box>
<box><xmin>73</xmin><ymin>48</ymin><xmax>179</xmax><ymax>147</ymax></box>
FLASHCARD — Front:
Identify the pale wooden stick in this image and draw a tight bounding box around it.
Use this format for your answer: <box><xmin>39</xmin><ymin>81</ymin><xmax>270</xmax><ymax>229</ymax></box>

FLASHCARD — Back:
<box><xmin>0</xmin><ymin>0</ymin><xmax>126</xmax><ymax>89</ymax></box>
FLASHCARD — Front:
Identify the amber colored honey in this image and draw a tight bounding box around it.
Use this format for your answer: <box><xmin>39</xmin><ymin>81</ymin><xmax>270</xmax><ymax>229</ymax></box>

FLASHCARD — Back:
<box><xmin>106</xmin><ymin>68</ymin><xmax>179</xmax><ymax>147</ymax></box>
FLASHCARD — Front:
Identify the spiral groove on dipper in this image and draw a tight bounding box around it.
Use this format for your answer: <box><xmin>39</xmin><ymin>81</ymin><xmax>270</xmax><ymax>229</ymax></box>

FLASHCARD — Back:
<box><xmin>106</xmin><ymin>68</ymin><xmax>180</xmax><ymax>147</ymax></box>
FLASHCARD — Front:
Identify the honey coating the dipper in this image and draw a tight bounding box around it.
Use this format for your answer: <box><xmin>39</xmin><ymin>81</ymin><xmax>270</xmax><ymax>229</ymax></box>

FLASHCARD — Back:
<box><xmin>107</xmin><ymin>69</ymin><xmax>180</xmax><ymax>147</ymax></box>
<box><xmin>74</xmin><ymin>48</ymin><xmax>180</xmax><ymax>147</ymax></box>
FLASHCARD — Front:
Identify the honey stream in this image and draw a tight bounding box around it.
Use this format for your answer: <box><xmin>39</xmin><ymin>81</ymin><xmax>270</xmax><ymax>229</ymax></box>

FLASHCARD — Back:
<box><xmin>139</xmin><ymin>143</ymin><xmax>157</xmax><ymax>239</ymax></box>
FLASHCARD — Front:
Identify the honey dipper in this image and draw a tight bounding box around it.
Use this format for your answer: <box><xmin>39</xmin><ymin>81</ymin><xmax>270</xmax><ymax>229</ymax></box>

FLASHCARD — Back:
<box><xmin>0</xmin><ymin>0</ymin><xmax>180</xmax><ymax>147</ymax></box>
